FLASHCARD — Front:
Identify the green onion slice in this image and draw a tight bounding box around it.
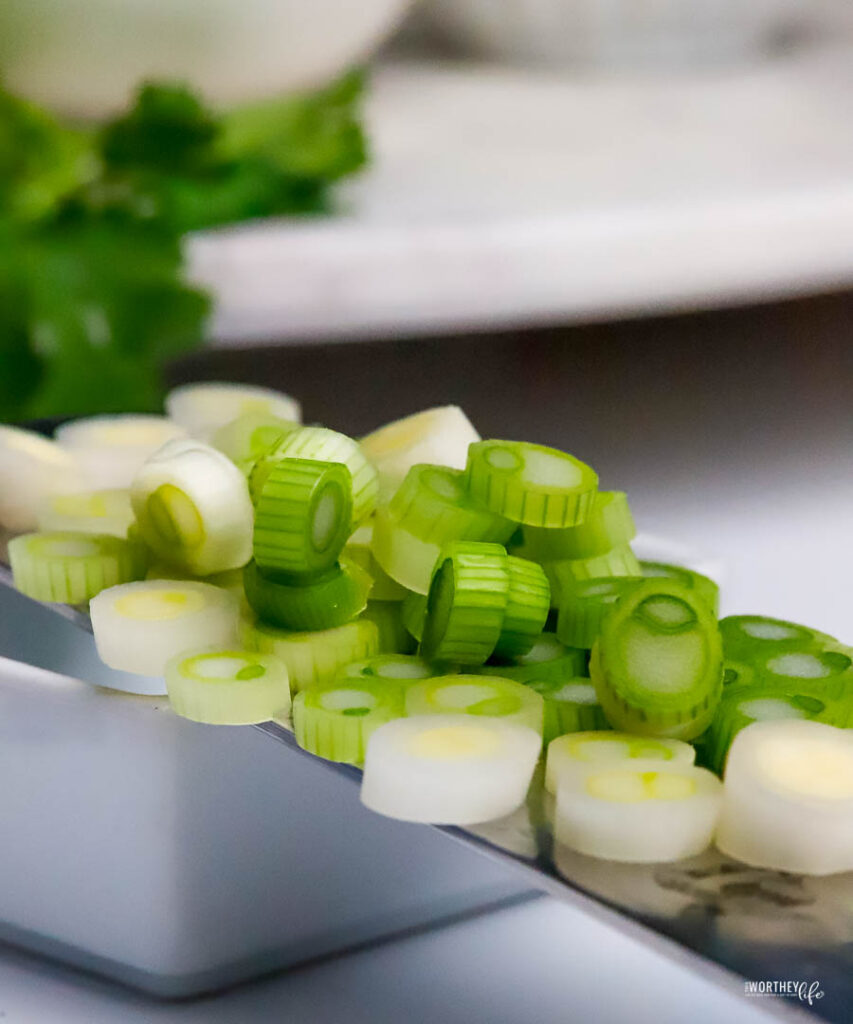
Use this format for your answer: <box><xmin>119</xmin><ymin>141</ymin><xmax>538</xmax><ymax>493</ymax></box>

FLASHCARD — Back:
<box><xmin>359</xmin><ymin>405</ymin><xmax>481</xmax><ymax>501</ymax></box>
<box><xmin>9</xmin><ymin>531</ymin><xmax>147</xmax><ymax>605</ymax></box>
<box><xmin>401</xmin><ymin>590</ymin><xmax>428</xmax><ymax>642</ymax></box>
<box><xmin>492</xmin><ymin>556</ymin><xmax>550</xmax><ymax>660</ymax></box>
<box><xmin>292</xmin><ymin>679</ymin><xmax>405</xmax><ymax>764</ymax></box>
<box><xmin>251</xmin><ymin>426</ymin><xmax>377</xmax><ymax>526</ymax></box>
<box><xmin>131</xmin><ymin>438</ymin><xmax>254</xmax><ymax>576</ymax></box>
<box><xmin>211</xmin><ymin>412</ymin><xmax>300</xmax><ymax>474</ymax></box>
<box><xmin>405</xmin><ymin>675</ymin><xmax>544</xmax><ymax>736</ymax></box>
<box><xmin>556</xmin><ymin>576</ymin><xmax>644</xmax><ymax>650</ymax></box>
<box><xmin>640</xmin><ymin>561</ymin><xmax>720</xmax><ymax>616</ymax></box>
<box><xmin>361</xmin><ymin>715</ymin><xmax>541</xmax><ymax>825</ymax></box>
<box><xmin>90</xmin><ymin>579</ymin><xmax>240</xmax><ymax>677</ymax></box>
<box><xmin>479</xmin><ymin>632</ymin><xmax>588</xmax><ymax>684</ymax></box>
<box><xmin>243</xmin><ymin>557</ymin><xmax>372</xmax><ymax>632</ymax></box>
<box><xmin>590</xmin><ymin>579</ymin><xmax>723</xmax><ymax>740</ymax></box>
<box><xmin>37</xmin><ymin>488</ymin><xmax>135</xmax><ymax>539</ymax></box>
<box><xmin>371</xmin><ymin>465</ymin><xmax>515</xmax><ymax>594</ymax></box>
<box><xmin>419</xmin><ymin>542</ymin><xmax>509</xmax><ymax>665</ymax></box>
<box><xmin>165</xmin><ymin>382</ymin><xmax>302</xmax><ymax>439</ymax></box>
<box><xmin>528</xmin><ymin>677</ymin><xmax>609</xmax><ymax>746</ymax></box>
<box><xmin>340</xmin><ymin>654</ymin><xmax>439</xmax><ymax>694</ymax></box>
<box><xmin>546</xmin><ymin>730</ymin><xmax>695</xmax><ymax>795</ymax></box>
<box><xmin>253</xmin><ymin>458</ymin><xmax>352</xmax><ymax>577</ymax></box>
<box><xmin>465</xmin><ymin>440</ymin><xmax>598</xmax><ymax>528</ymax></box>
<box><xmin>241</xmin><ymin>618</ymin><xmax>380</xmax><ymax>693</ymax></box>
<box><xmin>166</xmin><ymin>647</ymin><xmax>291</xmax><ymax>725</ymax></box>
<box><xmin>0</xmin><ymin>424</ymin><xmax>82</xmax><ymax>532</ymax></box>
<box><xmin>719</xmin><ymin>615</ymin><xmax>836</xmax><ymax>663</ymax></box>
<box><xmin>344</xmin><ymin>523</ymin><xmax>408</xmax><ymax>602</ymax></box>
<box><xmin>360</xmin><ymin>600</ymin><xmax>417</xmax><ymax>655</ymax></box>
<box><xmin>519</xmin><ymin>492</ymin><xmax>636</xmax><ymax>560</ymax></box>
<box><xmin>545</xmin><ymin>547</ymin><xmax>642</xmax><ymax>606</ymax></box>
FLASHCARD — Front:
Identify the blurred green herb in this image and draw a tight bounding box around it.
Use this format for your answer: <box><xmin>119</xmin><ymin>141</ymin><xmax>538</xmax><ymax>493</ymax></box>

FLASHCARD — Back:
<box><xmin>0</xmin><ymin>72</ymin><xmax>368</xmax><ymax>420</ymax></box>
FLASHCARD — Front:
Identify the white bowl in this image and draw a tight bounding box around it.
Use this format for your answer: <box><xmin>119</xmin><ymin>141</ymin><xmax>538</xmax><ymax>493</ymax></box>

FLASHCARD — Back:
<box><xmin>0</xmin><ymin>0</ymin><xmax>412</xmax><ymax>118</ymax></box>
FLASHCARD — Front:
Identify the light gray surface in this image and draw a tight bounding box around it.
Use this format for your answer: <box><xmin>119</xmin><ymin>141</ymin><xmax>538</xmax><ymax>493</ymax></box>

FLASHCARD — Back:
<box><xmin>0</xmin><ymin>895</ymin><xmax>794</xmax><ymax>1024</ymax></box>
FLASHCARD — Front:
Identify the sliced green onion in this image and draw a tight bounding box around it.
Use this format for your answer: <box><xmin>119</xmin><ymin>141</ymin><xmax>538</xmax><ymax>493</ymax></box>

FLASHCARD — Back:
<box><xmin>339</xmin><ymin>654</ymin><xmax>439</xmax><ymax>696</ymax></box>
<box><xmin>492</xmin><ymin>556</ymin><xmax>550</xmax><ymax>660</ymax></box>
<box><xmin>371</xmin><ymin>465</ymin><xmax>515</xmax><ymax>594</ymax></box>
<box><xmin>344</xmin><ymin>523</ymin><xmax>408</xmax><ymax>601</ymax></box>
<box><xmin>165</xmin><ymin>382</ymin><xmax>302</xmax><ymax>439</ymax></box>
<box><xmin>9</xmin><ymin>531</ymin><xmax>147</xmax><ymax>604</ymax></box>
<box><xmin>0</xmin><ymin>425</ymin><xmax>81</xmax><ymax>531</ymax></box>
<box><xmin>361</xmin><ymin>715</ymin><xmax>540</xmax><ymax>824</ymax></box>
<box><xmin>131</xmin><ymin>438</ymin><xmax>254</xmax><ymax>576</ymax></box>
<box><xmin>405</xmin><ymin>675</ymin><xmax>544</xmax><ymax>735</ymax></box>
<box><xmin>756</xmin><ymin>648</ymin><xmax>852</xmax><ymax>695</ymax></box>
<box><xmin>401</xmin><ymin>590</ymin><xmax>428</xmax><ymax>643</ymax></box>
<box><xmin>166</xmin><ymin>647</ymin><xmax>291</xmax><ymax>725</ymax></box>
<box><xmin>146</xmin><ymin>563</ymin><xmax>245</xmax><ymax>596</ymax></box>
<box><xmin>37</xmin><ymin>488</ymin><xmax>134</xmax><ymax>538</ymax></box>
<box><xmin>241</xmin><ymin>618</ymin><xmax>380</xmax><ymax>693</ymax></box>
<box><xmin>90</xmin><ymin>580</ymin><xmax>240</xmax><ymax>677</ymax></box>
<box><xmin>590</xmin><ymin>579</ymin><xmax>723</xmax><ymax>740</ymax></box>
<box><xmin>719</xmin><ymin>615</ymin><xmax>832</xmax><ymax>663</ymax></box>
<box><xmin>211</xmin><ymin>412</ymin><xmax>300</xmax><ymax>474</ymax></box>
<box><xmin>479</xmin><ymin>632</ymin><xmax>587</xmax><ymax>684</ymax></box>
<box><xmin>715</xmin><ymin>720</ymin><xmax>853</xmax><ymax>875</ymax></box>
<box><xmin>703</xmin><ymin>685</ymin><xmax>832</xmax><ymax>776</ymax></box>
<box><xmin>292</xmin><ymin>679</ymin><xmax>405</xmax><ymax>764</ymax></box>
<box><xmin>528</xmin><ymin>678</ymin><xmax>609</xmax><ymax>746</ymax></box>
<box><xmin>546</xmin><ymin>730</ymin><xmax>695</xmax><ymax>795</ymax></box>
<box><xmin>640</xmin><ymin>561</ymin><xmax>720</xmax><ymax>616</ymax></box>
<box><xmin>359</xmin><ymin>405</ymin><xmax>481</xmax><ymax>501</ymax></box>
<box><xmin>243</xmin><ymin>558</ymin><xmax>372</xmax><ymax>631</ymax></box>
<box><xmin>545</xmin><ymin>547</ymin><xmax>642</xmax><ymax>605</ymax></box>
<box><xmin>554</xmin><ymin>762</ymin><xmax>722</xmax><ymax>863</ymax></box>
<box><xmin>251</xmin><ymin>426</ymin><xmax>377</xmax><ymax>526</ymax></box>
<box><xmin>55</xmin><ymin>415</ymin><xmax>188</xmax><ymax>489</ymax></box>
<box><xmin>252</xmin><ymin>458</ymin><xmax>352</xmax><ymax>577</ymax></box>
<box><xmin>556</xmin><ymin>576</ymin><xmax>644</xmax><ymax>650</ymax></box>
<box><xmin>360</xmin><ymin>600</ymin><xmax>417</xmax><ymax>655</ymax></box>
<box><xmin>518</xmin><ymin>492</ymin><xmax>636</xmax><ymax>560</ymax></box>
<box><xmin>465</xmin><ymin>440</ymin><xmax>598</xmax><ymax>528</ymax></box>
<box><xmin>419</xmin><ymin>542</ymin><xmax>509</xmax><ymax>665</ymax></box>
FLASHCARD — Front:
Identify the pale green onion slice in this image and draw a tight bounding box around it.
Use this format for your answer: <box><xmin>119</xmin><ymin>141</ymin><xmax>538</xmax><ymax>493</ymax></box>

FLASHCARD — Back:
<box><xmin>640</xmin><ymin>561</ymin><xmax>720</xmax><ymax>616</ymax></box>
<box><xmin>715</xmin><ymin>720</ymin><xmax>853</xmax><ymax>875</ymax></box>
<box><xmin>37</xmin><ymin>489</ymin><xmax>134</xmax><ymax>538</ymax></box>
<box><xmin>9</xmin><ymin>531</ymin><xmax>147</xmax><ymax>604</ymax></box>
<box><xmin>493</xmin><ymin>556</ymin><xmax>550</xmax><ymax>660</ymax></box>
<box><xmin>55</xmin><ymin>415</ymin><xmax>187</xmax><ymax>489</ymax></box>
<box><xmin>344</xmin><ymin>524</ymin><xmax>408</xmax><ymax>602</ymax></box>
<box><xmin>371</xmin><ymin>465</ymin><xmax>515</xmax><ymax>595</ymax></box>
<box><xmin>401</xmin><ymin>590</ymin><xmax>428</xmax><ymax>642</ymax></box>
<box><xmin>556</xmin><ymin>576</ymin><xmax>644</xmax><ymax>650</ymax></box>
<box><xmin>590</xmin><ymin>579</ymin><xmax>723</xmax><ymax>740</ymax></box>
<box><xmin>420</xmin><ymin>542</ymin><xmax>509</xmax><ymax>665</ymax></box>
<box><xmin>253</xmin><ymin>458</ymin><xmax>352</xmax><ymax>577</ymax></box>
<box><xmin>146</xmin><ymin>563</ymin><xmax>245</xmax><ymax>596</ymax></box>
<box><xmin>518</xmin><ymin>492</ymin><xmax>636</xmax><ymax>561</ymax></box>
<box><xmin>360</xmin><ymin>600</ymin><xmax>417</xmax><ymax>655</ymax></box>
<box><xmin>555</xmin><ymin>762</ymin><xmax>722</xmax><ymax>863</ymax></box>
<box><xmin>166</xmin><ymin>647</ymin><xmax>291</xmax><ymax>725</ymax></box>
<box><xmin>165</xmin><ymin>381</ymin><xmax>302</xmax><ymax>439</ymax></box>
<box><xmin>405</xmin><ymin>675</ymin><xmax>544</xmax><ymax>736</ymax></box>
<box><xmin>251</xmin><ymin>426</ymin><xmax>377</xmax><ymax>526</ymax></box>
<box><xmin>241</xmin><ymin>618</ymin><xmax>380</xmax><ymax>693</ymax></box>
<box><xmin>211</xmin><ymin>412</ymin><xmax>300</xmax><ymax>474</ymax></box>
<box><xmin>478</xmin><ymin>632</ymin><xmax>587</xmax><ymax>684</ymax></box>
<box><xmin>131</xmin><ymin>438</ymin><xmax>253</xmax><ymax>575</ymax></box>
<box><xmin>243</xmin><ymin>558</ymin><xmax>372</xmax><ymax>631</ymax></box>
<box><xmin>545</xmin><ymin>730</ymin><xmax>696</xmax><ymax>795</ymax></box>
<box><xmin>360</xmin><ymin>405</ymin><xmax>481</xmax><ymax>501</ymax></box>
<box><xmin>90</xmin><ymin>580</ymin><xmax>240</xmax><ymax>677</ymax></box>
<box><xmin>361</xmin><ymin>715</ymin><xmax>540</xmax><ymax>824</ymax></box>
<box><xmin>756</xmin><ymin>648</ymin><xmax>852</xmax><ymax>695</ymax></box>
<box><xmin>719</xmin><ymin>615</ymin><xmax>832</xmax><ymax>663</ymax></box>
<box><xmin>528</xmin><ymin>678</ymin><xmax>609</xmax><ymax>746</ymax></box>
<box><xmin>292</xmin><ymin>679</ymin><xmax>405</xmax><ymax>764</ymax></box>
<box><xmin>545</xmin><ymin>547</ymin><xmax>642</xmax><ymax>606</ymax></box>
<box><xmin>465</xmin><ymin>440</ymin><xmax>598</xmax><ymax>528</ymax></box>
<box><xmin>0</xmin><ymin>425</ymin><xmax>81</xmax><ymax>531</ymax></box>
<box><xmin>340</xmin><ymin>654</ymin><xmax>439</xmax><ymax>695</ymax></box>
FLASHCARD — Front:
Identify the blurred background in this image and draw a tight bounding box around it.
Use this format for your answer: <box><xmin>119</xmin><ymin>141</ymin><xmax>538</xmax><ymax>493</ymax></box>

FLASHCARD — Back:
<box><xmin>0</xmin><ymin>1</ymin><xmax>851</xmax><ymax>615</ymax></box>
